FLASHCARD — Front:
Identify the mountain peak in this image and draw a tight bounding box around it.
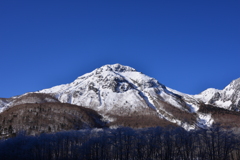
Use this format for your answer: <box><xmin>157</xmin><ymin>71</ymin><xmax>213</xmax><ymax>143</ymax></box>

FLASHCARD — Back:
<box><xmin>193</xmin><ymin>78</ymin><xmax>240</xmax><ymax>110</ymax></box>
<box><xmin>97</xmin><ymin>63</ymin><xmax>136</xmax><ymax>73</ymax></box>
<box><xmin>226</xmin><ymin>78</ymin><xmax>240</xmax><ymax>89</ymax></box>
<box><xmin>221</xmin><ymin>77</ymin><xmax>240</xmax><ymax>95</ymax></box>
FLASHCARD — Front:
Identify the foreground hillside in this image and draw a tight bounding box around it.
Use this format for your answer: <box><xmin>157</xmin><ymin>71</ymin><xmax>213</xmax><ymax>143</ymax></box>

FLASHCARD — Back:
<box><xmin>0</xmin><ymin>102</ymin><xmax>105</xmax><ymax>138</ymax></box>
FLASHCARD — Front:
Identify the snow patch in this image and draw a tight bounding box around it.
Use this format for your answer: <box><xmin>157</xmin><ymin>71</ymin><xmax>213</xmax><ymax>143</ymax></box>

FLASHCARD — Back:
<box><xmin>215</xmin><ymin>100</ymin><xmax>232</xmax><ymax>109</ymax></box>
<box><xmin>0</xmin><ymin>107</ymin><xmax>5</xmax><ymax>113</ymax></box>
<box><xmin>225</xmin><ymin>89</ymin><xmax>234</xmax><ymax>96</ymax></box>
<box><xmin>197</xmin><ymin>113</ymin><xmax>213</xmax><ymax>128</ymax></box>
<box><xmin>101</xmin><ymin>115</ymin><xmax>115</xmax><ymax>123</ymax></box>
<box><xmin>188</xmin><ymin>104</ymin><xmax>199</xmax><ymax>113</ymax></box>
<box><xmin>194</xmin><ymin>88</ymin><xmax>220</xmax><ymax>103</ymax></box>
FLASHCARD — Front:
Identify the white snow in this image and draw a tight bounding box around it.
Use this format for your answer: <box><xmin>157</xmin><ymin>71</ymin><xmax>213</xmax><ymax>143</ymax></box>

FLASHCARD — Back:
<box><xmin>197</xmin><ymin>113</ymin><xmax>213</xmax><ymax>128</ymax></box>
<box><xmin>101</xmin><ymin>114</ymin><xmax>115</xmax><ymax>123</ymax></box>
<box><xmin>225</xmin><ymin>89</ymin><xmax>235</xmax><ymax>96</ymax></box>
<box><xmin>188</xmin><ymin>104</ymin><xmax>199</xmax><ymax>113</ymax></box>
<box><xmin>167</xmin><ymin>87</ymin><xmax>200</xmax><ymax>112</ymax></box>
<box><xmin>0</xmin><ymin>107</ymin><xmax>5</xmax><ymax>113</ymax></box>
<box><xmin>194</xmin><ymin>88</ymin><xmax>220</xmax><ymax>103</ymax></box>
<box><xmin>214</xmin><ymin>100</ymin><xmax>232</xmax><ymax>108</ymax></box>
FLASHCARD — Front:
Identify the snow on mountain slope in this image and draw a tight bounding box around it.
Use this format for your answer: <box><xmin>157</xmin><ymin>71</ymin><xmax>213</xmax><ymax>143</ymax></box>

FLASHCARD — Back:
<box><xmin>166</xmin><ymin>87</ymin><xmax>214</xmax><ymax>128</ymax></box>
<box><xmin>194</xmin><ymin>78</ymin><xmax>240</xmax><ymax>111</ymax></box>
<box><xmin>38</xmin><ymin>64</ymin><xmax>197</xmax><ymax>129</ymax></box>
<box><xmin>166</xmin><ymin>87</ymin><xmax>199</xmax><ymax>112</ymax></box>
<box><xmin>39</xmin><ymin>64</ymin><xmax>187</xmax><ymax>111</ymax></box>
<box><xmin>0</xmin><ymin>99</ymin><xmax>10</xmax><ymax>112</ymax></box>
<box><xmin>194</xmin><ymin>88</ymin><xmax>221</xmax><ymax>103</ymax></box>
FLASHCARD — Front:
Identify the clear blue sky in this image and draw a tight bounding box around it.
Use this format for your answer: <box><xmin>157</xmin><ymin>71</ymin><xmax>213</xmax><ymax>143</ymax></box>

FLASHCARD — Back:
<box><xmin>1</xmin><ymin>0</ymin><xmax>239</xmax><ymax>98</ymax></box>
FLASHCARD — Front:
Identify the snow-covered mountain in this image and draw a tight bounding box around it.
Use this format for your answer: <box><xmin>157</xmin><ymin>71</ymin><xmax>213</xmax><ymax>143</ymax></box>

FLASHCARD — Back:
<box><xmin>1</xmin><ymin>64</ymin><xmax>240</xmax><ymax>130</ymax></box>
<box><xmin>39</xmin><ymin>64</ymin><xmax>187</xmax><ymax>112</ymax></box>
<box><xmin>194</xmin><ymin>78</ymin><xmax>240</xmax><ymax>111</ymax></box>
<box><xmin>35</xmin><ymin>64</ymin><xmax>198</xmax><ymax>129</ymax></box>
<box><xmin>33</xmin><ymin>64</ymin><xmax>209</xmax><ymax>129</ymax></box>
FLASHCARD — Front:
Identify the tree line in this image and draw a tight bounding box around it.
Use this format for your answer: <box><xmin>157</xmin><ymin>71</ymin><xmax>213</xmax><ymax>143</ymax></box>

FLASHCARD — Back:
<box><xmin>0</xmin><ymin>125</ymin><xmax>240</xmax><ymax>160</ymax></box>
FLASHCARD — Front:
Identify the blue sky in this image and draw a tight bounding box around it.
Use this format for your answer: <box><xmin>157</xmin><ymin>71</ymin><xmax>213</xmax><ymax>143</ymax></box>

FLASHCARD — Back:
<box><xmin>1</xmin><ymin>0</ymin><xmax>239</xmax><ymax>98</ymax></box>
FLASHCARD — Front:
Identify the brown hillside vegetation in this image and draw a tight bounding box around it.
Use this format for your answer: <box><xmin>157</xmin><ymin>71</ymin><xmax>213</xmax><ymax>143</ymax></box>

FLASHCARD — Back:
<box><xmin>0</xmin><ymin>98</ymin><xmax>13</xmax><ymax>108</ymax></box>
<box><xmin>0</xmin><ymin>98</ymin><xmax>12</xmax><ymax>103</ymax></box>
<box><xmin>0</xmin><ymin>102</ymin><xmax>105</xmax><ymax>139</ymax></box>
<box><xmin>11</xmin><ymin>93</ymin><xmax>60</xmax><ymax>106</ymax></box>
<box><xmin>106</xmin><ymin>105</ymin><xmax>178</xmax><ymax>128</ymax></box>
<box><xmin>199</xmin><ymin>103</ymin><xmax>240</xmax><ymax>127</ymax></box>
<box><xmin>108</xmin><ymin>114</ymin><xmax>177</xmax><ymax>128</ymax></box>
<box><xmin>153</xmin><ymin>99</ymin><xmax>197</xmax><ymax>125</ymax></box>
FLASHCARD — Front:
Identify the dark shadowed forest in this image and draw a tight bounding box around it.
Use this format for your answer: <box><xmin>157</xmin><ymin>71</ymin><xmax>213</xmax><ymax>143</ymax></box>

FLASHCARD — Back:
<box><xmin>0</xmin><ymin>125</ymin><xmax>240</xmax><ymax>160</ymax></box>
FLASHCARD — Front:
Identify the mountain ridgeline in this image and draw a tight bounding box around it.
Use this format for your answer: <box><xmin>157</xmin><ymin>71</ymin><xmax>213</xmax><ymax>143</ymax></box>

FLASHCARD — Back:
<box><xmin>0</xmin><ymin>64</ymin><xmax>240</xmax><ymax>137</ymax></box>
